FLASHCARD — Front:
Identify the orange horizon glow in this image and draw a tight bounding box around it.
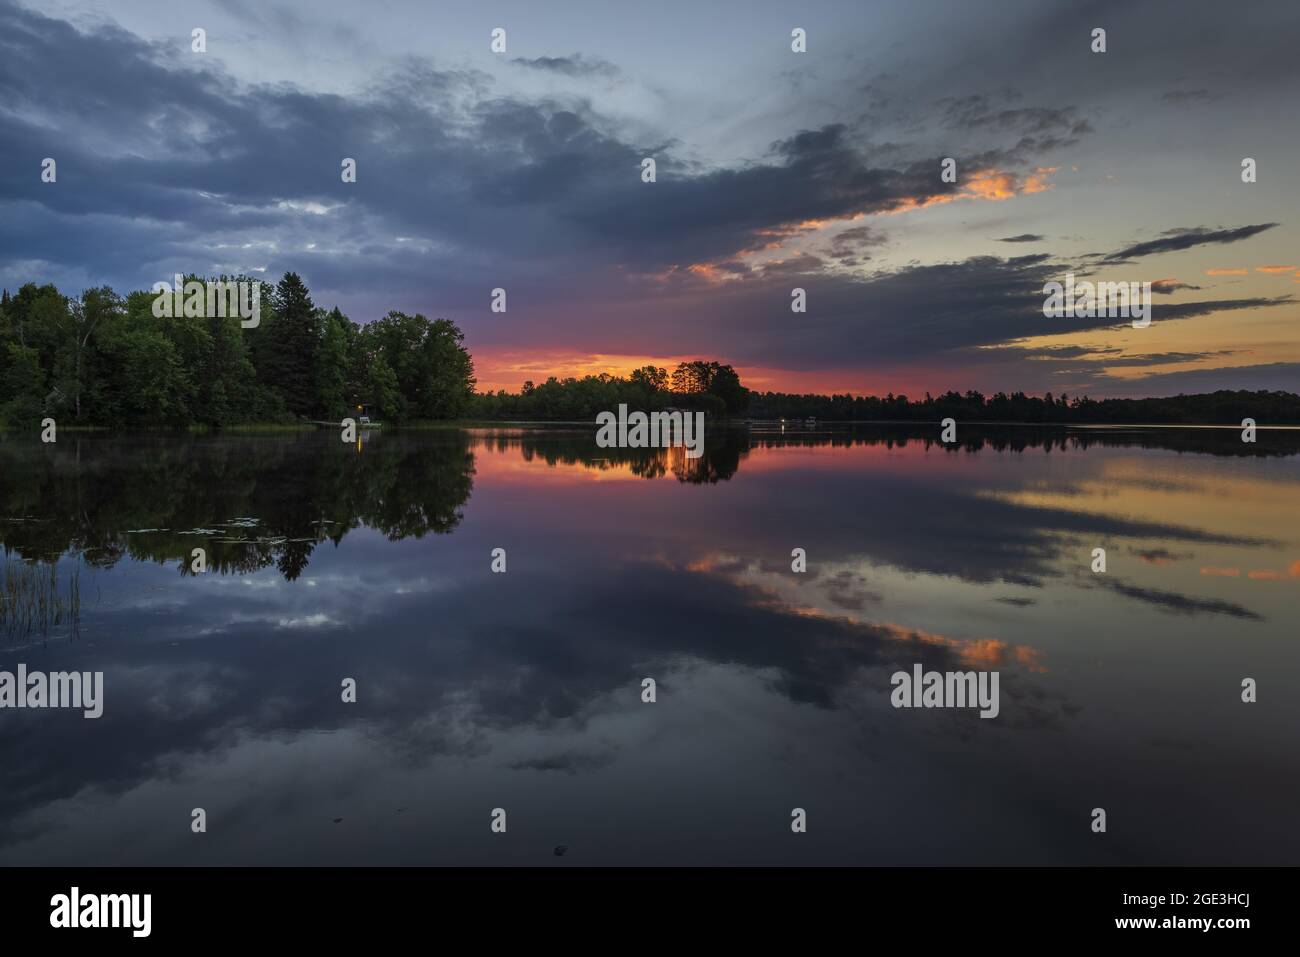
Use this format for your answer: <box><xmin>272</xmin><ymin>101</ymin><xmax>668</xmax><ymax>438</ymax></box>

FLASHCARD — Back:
<box><xmin>471</xmin><ymin>348</ymin><xmax>942</xmax><ymax>396</ymax></box>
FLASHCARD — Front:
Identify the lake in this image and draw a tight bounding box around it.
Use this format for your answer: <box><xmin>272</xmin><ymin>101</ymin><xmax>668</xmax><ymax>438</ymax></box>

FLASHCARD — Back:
<box><xmin>1</xmin><ymin>424</ymin><xmax>1297</xmax><ymax>865</ymax></box>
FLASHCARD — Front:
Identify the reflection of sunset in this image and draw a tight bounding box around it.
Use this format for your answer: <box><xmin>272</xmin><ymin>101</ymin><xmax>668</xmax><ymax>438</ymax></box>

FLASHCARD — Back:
<box><xmin>990</xmin><ymin>457</ymin><xmax>1300</xmax><ymax>544</ymax></box>
<box><xmin>663</xmin><ymin>547</ymin><xmax>1049</xmax><ymax>675</ymax></box>
<box><xmin>469</xmin><ymin>433</ymin><xmax>726</xmax><ymax>484</ymax></box>
<box><xmin>460</xmin><ymin>427</ymin><xmax>1296</xmax><ymax>679</ymax></box>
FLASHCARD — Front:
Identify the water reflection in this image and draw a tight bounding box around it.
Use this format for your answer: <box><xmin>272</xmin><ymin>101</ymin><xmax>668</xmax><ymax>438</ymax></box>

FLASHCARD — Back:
<box><xmin>0</xmin><ymin>426</ymin><xmax>1297</xmax><ymax>865</ymax></box>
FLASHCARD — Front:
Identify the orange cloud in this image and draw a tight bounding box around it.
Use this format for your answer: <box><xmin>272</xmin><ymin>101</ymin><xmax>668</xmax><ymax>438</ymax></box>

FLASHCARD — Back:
<box><xmin>686</xmin><ymin>262</ymin><xmax>726</xmax><ymax>282</ymax></box>
<box><xmin>1201</xmin><ymin>566</ymin><xmax>1299</xmax><ymax>581</ymax></box>
<box><xmin>875</xmin><ymin>166</ymin><xmax>1055</xmax><ymax>216</ymax></box>
<box><xmin>1255</xmin><ymin>265</ymin><xmax>1298</xmax><ymax>273</ymax></box>
<box><xmin>1205</xmin><ymin>268</ymin><xmax>1248</xmax><ymax>276</ymax></box>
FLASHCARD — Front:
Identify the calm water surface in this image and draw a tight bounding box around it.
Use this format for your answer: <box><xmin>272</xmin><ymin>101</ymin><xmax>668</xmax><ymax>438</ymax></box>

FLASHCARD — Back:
<box><xmin>1</xmin><ymin>425</ymin><xmax>1297</xmax><ymax>865</ymax></box>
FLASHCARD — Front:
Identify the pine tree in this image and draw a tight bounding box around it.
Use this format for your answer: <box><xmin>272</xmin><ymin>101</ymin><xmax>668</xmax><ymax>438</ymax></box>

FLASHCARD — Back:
<box><xmin>258</xmin><ymin>273</ymin><xmax>319</xmax><ymax>417</ymax></box>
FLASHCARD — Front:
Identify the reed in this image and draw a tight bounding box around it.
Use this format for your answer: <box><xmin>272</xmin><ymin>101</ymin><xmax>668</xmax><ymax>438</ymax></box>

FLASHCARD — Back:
<box><xmin>0</xmin><ymin>559</ymin><xmax>81</xmax><ymax>639</ymax></box>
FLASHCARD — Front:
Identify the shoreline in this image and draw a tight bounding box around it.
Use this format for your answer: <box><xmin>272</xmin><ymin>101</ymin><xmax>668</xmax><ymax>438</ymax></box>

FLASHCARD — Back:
<box><xmin>4</xmin><ymin>418</ymin><xmax>1300</xmax><ymax>434</ymax></box>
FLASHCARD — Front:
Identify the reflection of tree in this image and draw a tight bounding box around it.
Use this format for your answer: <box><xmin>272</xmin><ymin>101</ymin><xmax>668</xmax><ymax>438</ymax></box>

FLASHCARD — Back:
<box><xmin>0</xmin><ymin>433</ymin><xmax>475</xmax><ymax>580</ymax></box>
<box><xmin>746</xmin><ymin>424</ymin><xmax>1300</xmax><ymax>457</ymax></box>
<box><xmin>505</xmin><ymin>421</ymin><xmax>1300</xmax><ymax>485</ymax></box>
<box><xmin>2</xmin><ymin>425</ymin><xmax>1292</xmax><ymax>579</ymax></box>
<box><xmin>507</xmin><ymin>427</ymin><xmax>749</xmax><ymax>484</ymax></box>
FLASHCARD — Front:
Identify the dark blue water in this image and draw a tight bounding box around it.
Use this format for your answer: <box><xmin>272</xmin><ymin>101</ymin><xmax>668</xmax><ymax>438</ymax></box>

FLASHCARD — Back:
<box><xmin>1</xmin><ymin>426</ymin><xmax>1297</xmax><ymax>864</ymax></box>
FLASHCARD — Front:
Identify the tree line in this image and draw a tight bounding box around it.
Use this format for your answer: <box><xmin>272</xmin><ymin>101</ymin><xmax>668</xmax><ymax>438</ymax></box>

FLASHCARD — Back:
<box><xmin>744</xmin><ymin>388</ymin><xmax>1300</xmax><ymax>424</ymax></box>
<box><xmin>469</xmin><ymin>370</ymin><xmax>1299</xmax><ymax>425</ymax></box>
<box><xmin>5</xmin><ymin>275</ymin><xmax>1294</xmax><ymax>427</ymax></box>
<box><xmin>469</xmin><ymin>359</ymin><xmax>750</xmax><ymax>420</ymax></box>
<box><xmin>0</xmin><ymin>273</ymin><xmax>475</xmax><ymax>427</ymax></box>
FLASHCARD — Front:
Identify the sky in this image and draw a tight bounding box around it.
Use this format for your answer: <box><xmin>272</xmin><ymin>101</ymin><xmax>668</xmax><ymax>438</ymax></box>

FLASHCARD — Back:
<box><xmin>0</xmin><ymin>0</ymin><xmax>1297</xmax><ymax>397</ymax></box>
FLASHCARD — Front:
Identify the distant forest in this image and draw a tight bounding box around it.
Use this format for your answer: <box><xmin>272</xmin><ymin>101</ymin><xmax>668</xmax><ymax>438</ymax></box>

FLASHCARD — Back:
<box><xmin>0</xmin><ymin>273</ymin><xmax>475</xmax><ymax>427</ymax></box>
<box><xmin>472</xmin><ymin>373</ymin><xmax>1300</xmax><ymax>425</ymax></box>
<box><xmin>3</xmin><ymin>275</ymin><xmax>1296</xmax><ymax>427</ymax></box>
<box><xmin>741</xmin><ymin>388</ymin><xmax>1300</xmax><ymax>424</ymax></box>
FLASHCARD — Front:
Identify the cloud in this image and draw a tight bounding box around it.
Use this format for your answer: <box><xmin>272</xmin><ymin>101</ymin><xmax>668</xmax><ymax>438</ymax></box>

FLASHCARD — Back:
<box><xmin>0</xmin><ymin>3</ymin><xmax>1075</xmax><ymax>310</ymax></box>
<box><xmin>1101</xmin><ymin>224</ymin><xmax>1279</xmax><ymax>263</ymax></box>
<box><xmin>1</xmin><ymin>0</ymin><xmax>1296</xmax><ymax>398</ymax></box>
<box><xmin>1100</xmin><ymin>581</ymin><xmax>1263</xmax><ymax>621</ymax></box>
<box><xmin>1151</xmin><ymin>279</ymin><xmax>1201</xmax><ymax>294</ymax></box>
<box><xmin>510</xmin><ymin>54</ymin><xmax>620</xmax><ymax>78</ymax></box>
<box><xmin>1091</xmin><ymin>362</ymin><xmax>1300</xmax><ymax>397</ymax></box>
<box><xmin>938</xmin><ymin>95</ymin><xmax>1092</xmax><ymax>142</ymax></box>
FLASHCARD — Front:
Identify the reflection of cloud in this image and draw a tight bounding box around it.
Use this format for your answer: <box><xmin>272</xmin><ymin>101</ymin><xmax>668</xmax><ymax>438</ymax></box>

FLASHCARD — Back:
<box><xmin>676</xmin><ymin>551</ymin><xmax>1050</xmax><ymax>676</ymax></box>
<box><xmin>508</xmin><ymin>751</ymin><xmax>617</xmax><ymax>774</ymax></box>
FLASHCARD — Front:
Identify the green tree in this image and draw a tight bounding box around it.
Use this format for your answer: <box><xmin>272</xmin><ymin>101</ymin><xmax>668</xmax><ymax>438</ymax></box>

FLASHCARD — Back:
<box><xmin>706</xmin><ymin>363</ymin><xmax>749</xmax><ymax>414</ymax></box>
<box><xmin>51</xmin><ymin>287</ymin><xmax>120</xmax><ymax>420</ymax></box>
<box><xmin>356</xmin><ymin>311</ymin><xmax>474</xmax><ymax>420</ymax></box>
<box><xmin>1</xmin><ymin>343</ymin><xmax>45</xmax><ymax>424</ymax></box>
<box><xmin>417</xmin><ymin>316</ymin><xmax>475</xmax><ymax>418</ymax></box>
<box><xmin>256</xmin><ymin>273</ymin><xmax>318</xmax><ymax>417</ymax></box>
<box><xmin>366</xmin><ymin>353</ymin><xmax>401</xmax><ymax>421</ymax></box>
<box><xmin>314</xmin><ymin>307</ymin><xmax>352</xmax><ymax>419</ymax></box>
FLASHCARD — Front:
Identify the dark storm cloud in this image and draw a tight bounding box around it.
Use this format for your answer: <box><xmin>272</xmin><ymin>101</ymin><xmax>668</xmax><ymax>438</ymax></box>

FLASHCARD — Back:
<box><xmin>543</xmin><ymin>125</ymin><xmax>1062</xmax><ymax>269</ymax></box>
<box><xmin>581</xmin><ymin>254</ymin><xmax>1287</xmax><ymax>376</ymax></box>
<box><xmin>1100</xmin><ymin>224</ymin><xmax>1279</xmax><ymax>263</ymax></box>
<box><xmin>0</xmin><ymin>1</ymin><xmax>1072</xmax><ymax>303</ymax></box>
<box><xmin>1</xmin><ymin>0</ymin><xmax>1296</xmax><ymax>392</ymax></box>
